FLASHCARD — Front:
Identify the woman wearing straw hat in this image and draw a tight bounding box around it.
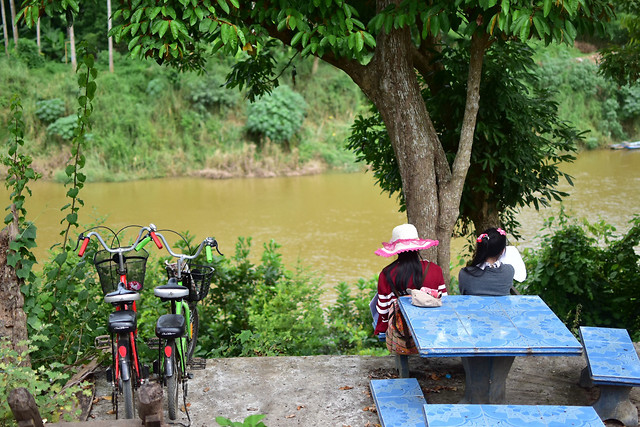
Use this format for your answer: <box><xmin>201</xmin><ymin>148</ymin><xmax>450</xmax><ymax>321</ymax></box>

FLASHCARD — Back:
<box><xmin>373</xmin><ymin>223</ymin><xmax>448</xmax><ymax>335</ymax></box>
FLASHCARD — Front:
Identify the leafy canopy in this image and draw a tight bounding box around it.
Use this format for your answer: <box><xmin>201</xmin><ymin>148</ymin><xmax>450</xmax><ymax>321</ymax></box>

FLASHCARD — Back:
<box><xmin>22</xmin><ymin>0</ymin><xmax>614</xmax><ymax>94</ymax></box>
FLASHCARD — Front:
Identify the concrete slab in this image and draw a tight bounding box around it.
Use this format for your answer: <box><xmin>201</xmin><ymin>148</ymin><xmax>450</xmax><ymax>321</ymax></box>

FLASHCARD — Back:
<box><xmin>88</xmin><ymin>346</ymin><xmax>640</xmax><ymax>426</ymax></box>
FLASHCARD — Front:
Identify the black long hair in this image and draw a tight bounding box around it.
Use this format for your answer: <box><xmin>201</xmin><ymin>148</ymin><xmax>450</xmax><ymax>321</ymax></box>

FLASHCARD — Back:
<box><xmin>463</xmin><ymin>227</ymin><xmax>507</xmax><ymax>276</ymax></box>
<box><xmin>383</xmin><ymin>251</ymin><xmax>424</xmax><ymax>297</ymax></box>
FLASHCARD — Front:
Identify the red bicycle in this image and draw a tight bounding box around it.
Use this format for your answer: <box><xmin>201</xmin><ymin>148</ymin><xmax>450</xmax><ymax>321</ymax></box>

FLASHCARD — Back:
<box><xmin>77</xmin><ymin>224</ymin><xmax>162</xmax><ymax>419</ymax></box>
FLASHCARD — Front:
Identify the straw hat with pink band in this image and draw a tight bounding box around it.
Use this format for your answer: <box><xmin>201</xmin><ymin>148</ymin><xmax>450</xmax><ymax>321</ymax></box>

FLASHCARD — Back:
<box><xmin>375</xmin><ymin>224</ymin><xmax>439</xmax><ymax>258</ymax></box>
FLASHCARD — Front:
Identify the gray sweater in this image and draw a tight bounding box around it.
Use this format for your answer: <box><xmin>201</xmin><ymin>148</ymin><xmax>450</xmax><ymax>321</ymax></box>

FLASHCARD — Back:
<box><xmin>458</xmin><ymin>263</ymin><xmax>515</xmax><ymax>296</ymax></box>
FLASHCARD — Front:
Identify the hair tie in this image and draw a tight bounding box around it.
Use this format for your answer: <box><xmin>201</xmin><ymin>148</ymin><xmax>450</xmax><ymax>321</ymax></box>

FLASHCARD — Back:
<box><xmin>476</xmin><ymin>233</ymin><xmax>488</xmax><ymax>243</ymax></box>
<box><xmin>497</xmin><ymin>228</ymin><xmax>506</xmax><ymax>236</ymax></box>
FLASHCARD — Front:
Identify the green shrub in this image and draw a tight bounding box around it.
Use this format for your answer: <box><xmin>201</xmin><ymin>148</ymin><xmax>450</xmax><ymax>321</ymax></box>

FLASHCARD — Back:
<box><xmin>35</xmin><ymin>98</ymin><xmax>66</xmax><ymax>123</ymax></box>
<box><xmin>618</xmin><ymin>85</ymin><xmax>640</xmax><ymax>120</ymax></box>
<box><xmin>47</xmin><ymin>114</ymin><xmax>78</xmax><ymax>140</ymax></box>
<box><xmin>245</xmin><ymin>85</ymin><xmax>307</xmax><ymax>145</ymax></box>
<box><xmin>185</xmin><ymin>75</ymin><xmax>239</xmax><ymax>114</ymax></box>
<box><xmin>520</xmin><ymin>210</ymin><xmax>640</xmax><ymax>340</ymax></box>
<box><xmin>0</xmin><ymin>338</ymin><xmax>86</xmax><ymax>425</ymax></box>
<box><xmin>146</xmin><ymin>77</ymin><xmax>167</xmax><ymax>97</ymax></box>
<box><xmin>13</xmin><ymin>39</ymin><xmax>45</xmax><ymax>69</ymax></box>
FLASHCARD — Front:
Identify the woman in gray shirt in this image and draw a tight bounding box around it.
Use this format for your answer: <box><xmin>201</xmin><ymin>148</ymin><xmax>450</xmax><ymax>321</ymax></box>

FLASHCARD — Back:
<box><xmin>458</xmin><ymin>227</ymin><xmax>514</xmax><ymax>296</ymax></box>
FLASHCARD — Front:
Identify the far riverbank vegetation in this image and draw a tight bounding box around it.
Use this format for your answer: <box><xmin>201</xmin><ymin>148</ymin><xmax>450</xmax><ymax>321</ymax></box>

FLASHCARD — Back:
<box><xmin>3</xmin><ymin>39</ymin><xmax>640</xmax><ymax>182</ymax></box>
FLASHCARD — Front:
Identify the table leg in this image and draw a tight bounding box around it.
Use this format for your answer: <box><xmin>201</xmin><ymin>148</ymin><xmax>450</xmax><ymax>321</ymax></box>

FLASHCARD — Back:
<box><xmin>395</xmin><ymin>354</ymin><xmax>410</xmax><ymax>378</ymax></box>
<box><xmin>460</xmin><ymin>356</ymin><xmax>515</xmax><ymax>404</ymax></box>
<box><xmin>592</xmin><ymin>385</ymin><xmax>638</xmax><ymax>427</ymax></box>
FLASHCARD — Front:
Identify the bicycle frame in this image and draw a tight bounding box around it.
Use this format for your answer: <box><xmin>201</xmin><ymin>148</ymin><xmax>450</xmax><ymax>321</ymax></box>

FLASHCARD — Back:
<box><xmin>150</xmin><ymin>230</ymin><xmax>219</xmax><ymax>420</ymax></box>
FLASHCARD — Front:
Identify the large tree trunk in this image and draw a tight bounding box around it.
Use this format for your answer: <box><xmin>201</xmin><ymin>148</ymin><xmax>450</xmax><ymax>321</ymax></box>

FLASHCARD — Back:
<box><xmin>434</xmin><ymin>32</ymin><xmax>489</xmax><ymax>278</ymax></box>
<box><xmin>1</xmin><ymin>0</ymin><xmax>9</xmax><ymax>56</ymax></box>
<box><xmin>68</xmin><ymin>25</ymin><xmax>77</xmax><ymax>71</ymax></box>
<box><xmin>0</xmin><ymin>205</ymin><xmax>31</xmax><ymax>367</ymax></box>
<box><xmin>107</xmin><ymin>0</ymin><xmax>114</xmax><ymax>72</ymax></box>
<box><xmin>338</xmin><ymin>2</ymin><xmax>488</xmax><ymax>282</ymax></box>
<box><xmin>8</xmin><ymin>0</ymin><xmax>18</xmax><ymax>48</ymax></box>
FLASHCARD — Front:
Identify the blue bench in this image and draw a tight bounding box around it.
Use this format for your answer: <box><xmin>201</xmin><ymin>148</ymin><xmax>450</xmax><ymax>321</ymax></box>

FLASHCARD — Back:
<box><xmin>423</xmin><ymin>404</ymin><xmax>605</xmax><ymax>426</ymax></box>
<box><xmin>578</xmin><ymin>326</ymin><xmax>640</xmax><ymax>426</ymax></box>
<box><xmin>370</xmin><ymin>378</ymin><xmax>426</xmax><ymax>427</ymax></box>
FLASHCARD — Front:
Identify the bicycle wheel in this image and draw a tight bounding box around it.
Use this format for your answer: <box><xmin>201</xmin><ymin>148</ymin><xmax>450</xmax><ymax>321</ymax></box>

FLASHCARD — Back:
<box><xmin>122</xmin><ymin>375</ymin><xmax>135</xmax><ymax>419</ymax></box>
<box><xmin>167</xmin><ymin>345</ymin><xmax>180</xmax><ymax>420</ymax></box>
<box><xmin>186</xmin><ymin>304</ymin><xmax>199</xmax><ymax>362</ymax></box>
<box><xmin>119</xmin><ymin>335</ymin><xmax>135</xmax><ymax>419</ymax></box>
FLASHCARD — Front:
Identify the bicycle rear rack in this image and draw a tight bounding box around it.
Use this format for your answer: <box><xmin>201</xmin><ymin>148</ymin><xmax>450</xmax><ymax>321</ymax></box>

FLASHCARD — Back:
<box><xmin>146</xmin><ymin>337</ymin><xmax>161</xmax><ymax>350</ymax></box>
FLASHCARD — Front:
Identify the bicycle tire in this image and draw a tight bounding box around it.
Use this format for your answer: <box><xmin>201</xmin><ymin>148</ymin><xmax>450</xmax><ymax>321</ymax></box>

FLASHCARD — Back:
<box><xmin>186</xmin><ymin>304</ymin><xmax>199</xmax><ymax>361</ymax></box>
<box><xmin>119</xmin><ymin>333</ymin><xmax>136</xmax><ymax>420</ymax></box>
<box><xmin>167</xmin><ymin>345</ymin><xmax>179</xmax><ymax>420</ymax></box>
<box><xmin>122</xmin><ymin>375</ymin><xmax>135</xmax><ymax>419</ymax></box>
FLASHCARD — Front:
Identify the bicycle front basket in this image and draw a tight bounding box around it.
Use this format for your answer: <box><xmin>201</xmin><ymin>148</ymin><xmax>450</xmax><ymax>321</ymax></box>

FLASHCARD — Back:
<box><xmin>184</xmin><ymin>265</ymin><xmax>214</xmax><ymax>302</ymax></box>
<box><xmin>94</xmin><ymin>249</ymin><xmax>149</xmax><ymax>295</ymax></box>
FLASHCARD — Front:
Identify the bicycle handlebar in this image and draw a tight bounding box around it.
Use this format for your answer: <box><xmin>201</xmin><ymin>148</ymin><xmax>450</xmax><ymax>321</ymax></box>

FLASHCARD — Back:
<box><xmin>153</xmin><ymin>232</ymin><xmax>222</xmax><ymax>263</ymax></box>
<box><xmin>77</xmin><ymin>224</ymin><xmax>162</xmax><ymax>257</ymax></box>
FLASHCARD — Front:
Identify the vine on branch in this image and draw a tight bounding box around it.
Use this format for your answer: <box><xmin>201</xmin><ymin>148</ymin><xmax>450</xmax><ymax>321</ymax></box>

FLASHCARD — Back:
<box><xmin>2</xmin><ymin>94</ymin><xmax>41</xmax><ymax>282</ymax></box>
<box><xmin>58</xmin><ymin>43</ymin><xmax>97</xmax><ymax>253</ymax></box>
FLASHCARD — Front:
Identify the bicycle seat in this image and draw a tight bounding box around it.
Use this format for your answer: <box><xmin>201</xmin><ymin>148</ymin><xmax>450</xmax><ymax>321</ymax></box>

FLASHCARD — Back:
<box><xmin>155</xmin><ymin>314</ymin><xmax>186</xmax><ymax>338</ymax></box>
<box><xmin>154</xmin><ymin>278</ymin><xmax>189</xmax><ymax>300</ymax></box>
<box><xmin>104</xmin><ymin>285</ymin><xmax>140</xmax><ymax>304</ymax></box>
<box><xmin>108</xmin><ymin>310</ymin><xmax>137</xmax><ymax>333</ymax></box>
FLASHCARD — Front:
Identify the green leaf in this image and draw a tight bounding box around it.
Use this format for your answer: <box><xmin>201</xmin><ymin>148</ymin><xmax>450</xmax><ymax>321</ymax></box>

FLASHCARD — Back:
<box><xmin>291</xmin><ymin>31</ymin><xmax>303</xmax><ymax>46</ymax></box>
<box><xmin>54</xmin><ymin>252</ymin><xmax>67</xmax><ymax>266</ymax></box>
<box><xmin>86</xmin><ymin>81</ymin><xmax>97</xmax><ymax>99</ymax></box>
<box><xmin>158</xmin><ymin>20</ymin><xmax>170</xmax><ymax>38</ymax></box>
<box><xmin>148</xmin><ymin>6</ymin><xmax>162</xmax><ymax>19</ymax></box>
<box><xmin>564</xmin><ymin>20</ymin><xmax>577</xmax><ymax>41</ymax></box>
<box><xmin>430</xmin><ymin>14</ymin><xmax>440</xmax><ymax>36</ymax></box>
<box><xmin>132</xmin><ymin>8</ymin><xmax>143</xmax><ymax>23</ymax></box>
<box><xmin>170</xmin><ymin>21</ymin><xmax>178</xmax><ymax>39</ymax></box>
<box><xmin>543</xmin><ymin>0</ymin><xmax>552</xmax><ymax>17</ymax></box>
<box><xmin>199</xmin><ymin>18</ymin><xmax>212</xmax><ymax>32</ymax></box>
<box><xmin>355</xmin><ymin>32</ymin><xmax>364</xmax><ymax>52</ymax></box>
<box><xmin>216</xmin><ymin>0</ymin><xmax>230</xmax><ymax>14</ymax></box>
<box><xmin>363</xmin><ymin>31</ymin><xmax>376</xmax><ymax>47</ymax></box>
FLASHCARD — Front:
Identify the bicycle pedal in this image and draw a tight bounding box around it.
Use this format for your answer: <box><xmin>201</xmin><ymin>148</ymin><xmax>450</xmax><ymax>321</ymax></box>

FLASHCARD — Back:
<box><xmin>188</xmin><ymin>357</ymin><xmax>206</xmax><ymax>370</ymax></box>
<box><xmin>95</xmin><ymin>335</ymin><xmax>111</xmax><ymax>350</ymax></box>
<box><xmin>146</xmin><ymin>337</ymin><xmax>161</xmax><ymax>350</ymax></box>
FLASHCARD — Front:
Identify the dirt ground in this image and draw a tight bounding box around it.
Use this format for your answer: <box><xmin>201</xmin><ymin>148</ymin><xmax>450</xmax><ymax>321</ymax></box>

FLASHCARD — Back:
<box><xmin>85</xmin><ymin>345</ymin><xmax>640</xmax><ymax>427</ymax></box>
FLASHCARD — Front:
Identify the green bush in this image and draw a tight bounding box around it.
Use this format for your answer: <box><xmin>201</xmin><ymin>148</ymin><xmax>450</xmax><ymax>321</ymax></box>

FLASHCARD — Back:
<box><xmin>185</xmin><ymin>75</ymin><xmax>239</xmax><ymax>114</ymax></box>
<box><xmin>245</xmin><ymin>85</ymin><xmax>307</xmax><ymax>145</ymax></box>
<box><xmin>35</xmin><ymin>98</ymin><xmax>66</xmax><ymax>123</ymax></box>
<box><xmin>0</xmin><ymin>338</ymin><xmax>86</xmax><ymax>425</ymax></box>
<box><xmin>13</xmin><ymin>39</ymin><xmax>45</xmax><ymax>69</ymax></box>
<box><xmin>520</xmin><ymin>210</ymin><xmax>640</xmax><ymax>340</ymax></box>
<box><xmin>47</xmin><ymin>114</ymin><xmax>78</xmax><ymax>140</ymax></box>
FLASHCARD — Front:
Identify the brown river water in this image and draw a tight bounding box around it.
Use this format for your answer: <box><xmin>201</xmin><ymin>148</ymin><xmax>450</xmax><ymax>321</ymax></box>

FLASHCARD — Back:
<box><xmin>5</xmin><ymin>149</ymin><xmax>640</xmax><ymax>300</ymax></box>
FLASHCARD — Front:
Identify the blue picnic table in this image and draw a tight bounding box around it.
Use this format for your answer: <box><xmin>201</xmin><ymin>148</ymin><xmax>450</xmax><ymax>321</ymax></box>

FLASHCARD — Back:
<box><xmin>397</xmin><ymin>295</ymin><xmax>583</xmax><ymax>403</ymax></box>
